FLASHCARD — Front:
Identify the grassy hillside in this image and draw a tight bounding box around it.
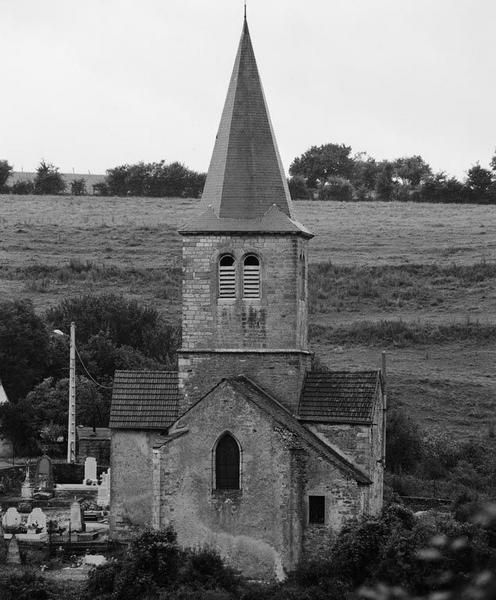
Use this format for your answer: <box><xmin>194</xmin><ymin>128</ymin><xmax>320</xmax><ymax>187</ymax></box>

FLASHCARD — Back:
<box><xmin>1</xmin><ymin>194</ymin><xmax>495</xmax><ymax>442</ymax></box>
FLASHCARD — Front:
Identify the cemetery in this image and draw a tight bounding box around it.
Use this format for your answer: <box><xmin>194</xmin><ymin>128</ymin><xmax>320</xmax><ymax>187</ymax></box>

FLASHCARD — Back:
<box><xmin>0</xmin><ymin>454</ymin><xmax>112</xmax><ymax>567</ymax></box>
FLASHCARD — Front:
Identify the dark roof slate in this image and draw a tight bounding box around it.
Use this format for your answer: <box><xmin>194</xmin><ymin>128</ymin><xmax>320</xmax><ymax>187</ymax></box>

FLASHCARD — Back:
<box><xmin>181</xmin><ymin>18</ymin><xmax>310</xmax><ymax>237</ymax></box>
<box><xmin>179</xmin><ymin>204</ymin><xmax>313</xmax><ymax>237</ymax></box>
<box><xmin>298</xmin><ymin>371</ymin><xmax>381</xmax><ymax>424</ymax></box>
<box><xmin>109</xmin><ymin>370</ymin><xmax>179</xmax><ymax>430</ymax></box>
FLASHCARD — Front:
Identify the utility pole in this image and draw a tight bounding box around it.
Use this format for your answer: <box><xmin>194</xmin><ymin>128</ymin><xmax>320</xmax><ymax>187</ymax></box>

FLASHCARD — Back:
<box><xmin>67</xmin><ymin>321</ymin><xmax>76</xmax><ymax>463</ymax></box>
<box><xmin>381</xmin><ymin>351</ymin><xmax>387</xmax><ymax>467</ymax></box>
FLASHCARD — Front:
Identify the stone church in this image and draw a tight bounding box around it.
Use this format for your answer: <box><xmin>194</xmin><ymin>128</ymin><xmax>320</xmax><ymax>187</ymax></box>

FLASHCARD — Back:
<box><xmin>109</xmin><ymin>17</ymin><xmax>385</xmax><ymax>580</ymax></box>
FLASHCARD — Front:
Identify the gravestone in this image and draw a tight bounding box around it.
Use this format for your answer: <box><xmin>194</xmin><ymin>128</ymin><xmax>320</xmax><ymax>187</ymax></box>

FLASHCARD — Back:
<box><xmin>27</xmin><ymin>507</ymin><xmax>47</xmax><ymax>533</ymax></box>
<box><xmin>34</xmin><ymin>454</ymin><xmax>54</xmax><ymax>492</ymax></box>
<box><xmin>2</xmin><ymin>507</ymin><xmax>21</xmax><ymax>530</ymax></box>
<box><xmin>6</xmin><ymin>534</ymin><xmax>21</xmax><ymax>565</ymax></box>
<box><xmin>21</xmin><ymin>464</ymin><xmax>33</xmax><ymax>500</ymax></box>
<box><xmin>0</xmin><ymin>512</ymin><xmax>7</xmax><ymax>563</ymax></box>
<box><xmin>70</xmin><ymin>498</ymin><xmax>85</xmax><ymax>532</ymax></box>
<box><xmin>97</xmin><ymin>469</ymin><xmax>110</xmax><ymax>507</ymax></box>
<box><xmin>83</xmin><ymin>457</ymin><xmax>98</xmax><ymax>485</ymax></box>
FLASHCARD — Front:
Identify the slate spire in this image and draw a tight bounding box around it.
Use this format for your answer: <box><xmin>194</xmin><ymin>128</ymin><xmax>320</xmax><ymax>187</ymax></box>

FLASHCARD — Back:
<box><xmin>201</xmin><ymin>18</ymin><xmax>293</xmax><ymax>220</ymax></box>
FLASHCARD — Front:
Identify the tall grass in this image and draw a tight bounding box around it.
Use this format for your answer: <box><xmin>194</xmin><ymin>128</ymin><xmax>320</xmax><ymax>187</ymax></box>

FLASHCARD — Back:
<box><xmin>309</xmin><ymin>319</ymin><xmax>496</xmax><ymax>347</ymax></box>
<box><xmin>308</xmin><ymin>260</ymin><xmax>496</xmax><ymax>313</ymax></box>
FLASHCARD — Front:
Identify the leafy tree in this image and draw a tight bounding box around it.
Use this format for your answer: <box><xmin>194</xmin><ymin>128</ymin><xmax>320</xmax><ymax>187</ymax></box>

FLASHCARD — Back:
<box><xmin>288</xmin><ymin>175</ymin><xmax>311</xmax><ymax>200</ymax></box>
<box><xmin>393</xmin><ymin>155</ymin><xmax>432</xmax><ymax>187</ymax></box>
<box><xmin>351</xmin><ymin>153</ymin><xmax>378</xmax><ymax>192</ymax></box>
<box><xmin>386</xmin><ymin>409</ymin><xmax>423</xmax><ymax>474</ymax></box>
<box><xmin>80</xmin><ymin>331</ymin><xmax>167</xmax><ymax>380</ymax></box>
<box><xmin>24</xmin><ymin>375</ymin><xmax>109</xmax><ymax>430</ymax></box>
<box><xmin>375</xmin><ymin>161</ymin><xmax>395</xmax><ymax>201</ymax></box>
<box><xmin>467</xmin><ymin>163</ymin><xmax>493</xmax><ymax>197</ymax></box>
<box><xmin>289</xmin><ymin>143</ymin><xmax>354</xmax><ymax>187</ymax></box>
<box><xmin>34</xmin><ymin>160</ymin><xmax>66</xmax><ymax>194</ymax></box>
<box><xmin>0</xmin><ymin>400</ymin><xmax>38</xmax><ymax>455</ymax></box>
<box><xmin>491</xmin><ymin>149</ymin><xmax>496</xmax><ymax>172</ymax></box>
<box><xmin>0</xmin><ymin>159</ymin><xmax>13</xmax><ymax>188</ymax></box>
<box><xmin>420</xmin><ymin>172</ymin><xmax>467</xmax><ymax>203</ymax></box>
<box><xmin>0</xmin><ymin>299</ymin><xmax>50</xmax><ymax>401</ymax></box>
<box><xmin>45</xmin><ymin>293</ymin><xmax>179</xmax><ymax>364</ymax></box>
<box><xmin>70</xmin><ymin>177</ymin><xmax>87</xmax><ymax>195</ymax></box>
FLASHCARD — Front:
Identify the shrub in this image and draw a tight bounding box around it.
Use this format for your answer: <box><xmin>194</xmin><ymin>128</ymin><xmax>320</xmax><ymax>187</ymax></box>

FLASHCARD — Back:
<box><xmin>71</xmin><ymin>178</ymin><xmax>87</xmax><ymax>196</ymax></box>
<box><xmin>11</xmin><ymin>179</ymin><xmax>35</xmax><ymax>194</ymax></box>
<box><xmin>179</xmin><ymin>547</ymin><xmax>239</xmax><ymax>592</ymax></box>
<box><xmin>34</xmin><ymin>160</ymin><xmax>66</xmax><ymax>194</ymax></box>
<box><xmin>0</xmin><ymin>570</ymin><xmax>51</xmax><ymax>600</ymax></box>
<box><xmin>86</xmin><ymin>561</ymin><xmax>122</xmax><ymax>600</ymax></box>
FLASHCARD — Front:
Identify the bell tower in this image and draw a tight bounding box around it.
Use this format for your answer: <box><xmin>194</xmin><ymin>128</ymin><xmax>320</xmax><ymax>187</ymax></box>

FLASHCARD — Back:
<box><xmin>178</xmin><ymin>17</ymin><xmax>313</xmax><ymax>413</ymax></box>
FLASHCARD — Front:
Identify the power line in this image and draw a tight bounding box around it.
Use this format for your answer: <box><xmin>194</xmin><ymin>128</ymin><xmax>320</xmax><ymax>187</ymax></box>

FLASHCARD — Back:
<box><xmin>74</xmin><ymin>345</ymin><xmax>113</xmax><ymax>390</ymax></box>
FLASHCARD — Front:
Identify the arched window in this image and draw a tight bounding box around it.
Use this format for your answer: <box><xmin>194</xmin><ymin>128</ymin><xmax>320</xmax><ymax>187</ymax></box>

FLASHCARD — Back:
<box><xmin>243</xmin><ymin>254</ymin><xmax>260</xmax><ymax>298</ymax></box>
<box><xmin>219</xmin><ymin>255</ymin><xmax>236</xmax><ymax>298</ymax></box>
<box><xmin>215</xmin><ymin>433</ymin><xmax>240</xmax><ymax>490</ymax></box>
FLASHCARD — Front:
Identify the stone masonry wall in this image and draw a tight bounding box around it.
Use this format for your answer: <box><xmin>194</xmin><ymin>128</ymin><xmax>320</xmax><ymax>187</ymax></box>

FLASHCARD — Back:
<box><xmin>181</xmin><ymin>234</ymin><xmax>309</xmax><ymax>351</ymax></box>
<box><xmin>178</xmin><ymin>350</ymin><xmax>312</xmax><ymax>414</ymax></box>
<box><xmin>307</xmin><ymin>393</ymin><xmax>384</xmax><ymax>516</ymax></box>
<box><xmin>154</xmin><ymin>380</ymin><xmax>368</xmax><ymax>579</ymax></box>
<box><xmin>110</xmin><ymin>430</ymin><xmax>163</xmax><ymax>539</ymax></box>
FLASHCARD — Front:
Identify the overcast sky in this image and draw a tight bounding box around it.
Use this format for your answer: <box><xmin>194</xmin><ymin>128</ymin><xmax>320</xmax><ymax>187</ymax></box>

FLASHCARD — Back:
<box><xmin>1</xmin><ymin>0</ymin><xmax>495</xmax><ymax>179</ymax></box>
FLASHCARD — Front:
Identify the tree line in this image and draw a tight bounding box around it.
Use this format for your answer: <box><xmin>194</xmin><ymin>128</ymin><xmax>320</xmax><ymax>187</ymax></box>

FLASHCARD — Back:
<box><xmin>0</xmin><ymin>159</ymin><xmax>206</xmax><ymax>198</ymax></box>
<box><xmin>288</xmin><ymin>143</ymin><xmax>496</xmax><ymax>204</ymax></box>
<box><xmin>2</xmin><ymin>144</ymin><xmax>496</xmax><ymax>203</ymax></box>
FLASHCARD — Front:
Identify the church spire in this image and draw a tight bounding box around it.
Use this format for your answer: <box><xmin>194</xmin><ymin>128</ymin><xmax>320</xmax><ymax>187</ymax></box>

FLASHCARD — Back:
<box><xmin>180</xmin><ymin>16</ymin><xmax>311</xmax><ymax>236</ymax></box>
<box><xmin>201</xmin><ymin>17</ymin><xmax>293</xmax><ymax>220</ymax></box>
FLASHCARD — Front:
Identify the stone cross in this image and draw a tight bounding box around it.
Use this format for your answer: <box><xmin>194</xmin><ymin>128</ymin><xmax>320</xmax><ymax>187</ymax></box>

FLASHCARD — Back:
<box><xmin>21</xmin><ymin>463</ymin><xmax>33</xmax><ymax>500</ymax></box>
<box><xmin>27</xmin><ymin>507</ymin><xmax>47</xmax><ymax>533</ymax></box>
<box><xmin>83</xmin><ymin>457</ymin><xmax>97</xmax><ymax>485</ymax></box>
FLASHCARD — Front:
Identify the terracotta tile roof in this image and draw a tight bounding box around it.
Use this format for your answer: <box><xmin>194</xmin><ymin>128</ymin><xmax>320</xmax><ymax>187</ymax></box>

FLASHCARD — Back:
<box><xmin>298</xmin><ymin>371</ymin><xmax>381</xmax><ymax>424</ymax></box>
<box><xmin>183</xmin><ymin>18</ymin><xmax>310</xmax><ymax>237</ymax></box>
<box><xmin>109</xmin><ymin>370</ymin><xmax>179</xmax><ymax>430</ymax></box>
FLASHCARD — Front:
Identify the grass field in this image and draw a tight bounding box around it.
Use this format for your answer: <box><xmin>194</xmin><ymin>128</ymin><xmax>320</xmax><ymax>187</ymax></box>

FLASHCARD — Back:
<box><xmin>1</xmin><ymin>193</ymin><xmax>495</xmax><ymax>442</ymax></box>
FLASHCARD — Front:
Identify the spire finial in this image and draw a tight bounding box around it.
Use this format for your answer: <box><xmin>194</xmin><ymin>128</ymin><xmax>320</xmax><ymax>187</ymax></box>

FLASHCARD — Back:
<box><xmin>244</xmin><ymin>0</ymin><xmax>247</xmax><ymax>20</ymax></box>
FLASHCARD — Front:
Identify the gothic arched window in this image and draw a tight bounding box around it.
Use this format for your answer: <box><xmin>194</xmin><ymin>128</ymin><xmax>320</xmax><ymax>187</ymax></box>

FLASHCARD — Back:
<box><xmin>243</xmin><ymin>254</ymin><xmax>260</xmax><ymax>298</ymax></box>
<box><xmin>219</xmin><ymin>254</ymin><xmax>236</xmax><ymax>298</ymax></box>
<box><xmin>215</xmin><ymin>433</ymin><xmax>240</xmax><ymax>490</ymax></box>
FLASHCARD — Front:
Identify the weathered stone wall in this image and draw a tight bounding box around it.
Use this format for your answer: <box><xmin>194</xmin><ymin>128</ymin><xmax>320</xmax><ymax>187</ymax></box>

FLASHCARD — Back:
<box><xmin>178</xmin><ymin>350</ymin><xmax>312</xmax><ymax>414</ymax></box>
<box><xmin>307</xmin><ymin>394</ymin><xmax>384</xmax><ymax>516</ymax></box>
<box><xmin>181</xmin><ymin>234</ymin><xmax>309</xmax><ymax>351</ymax></box>
<box><xmin>300</xmin><ymin>450</ymin><xmax>365</xmax><ymax>560</ymax></box>
<box><xmin>110</xmin><ymin>430</ymin><xmax>163</xmax><ymax>539</ymax></box>
<box><xmin>154</xmin><ymin>381</ymin><xmax>368</xmax><ymax>579</ymax></box>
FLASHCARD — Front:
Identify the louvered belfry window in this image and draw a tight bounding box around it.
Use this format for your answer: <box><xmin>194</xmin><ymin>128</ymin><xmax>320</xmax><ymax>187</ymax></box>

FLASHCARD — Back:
<box><xmin>215</xmin><ymin>434</ymin><xmax>240</xmax><ymax>490</ymax></box>
<box><xmin>219</xmin><ymin>255</ymin><xmax>236</xmax><ymax>298</ymax></box>
<box><xmin>243</xmin><ymin>255</ymin><xmax>260</xmax><ymax>298</ymax></box>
